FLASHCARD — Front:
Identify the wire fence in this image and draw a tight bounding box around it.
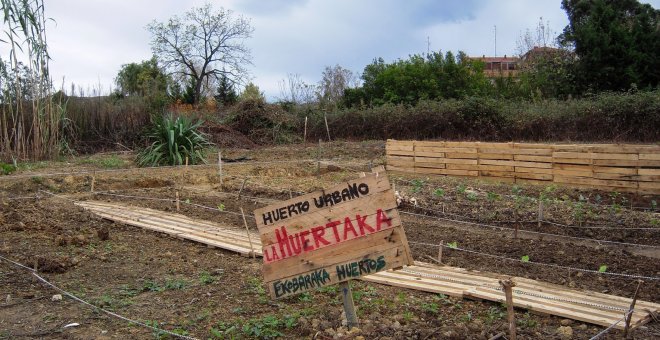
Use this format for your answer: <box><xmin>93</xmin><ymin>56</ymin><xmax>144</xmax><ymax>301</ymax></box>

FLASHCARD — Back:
<box><xmin>0</xmin><ymin>254</ymin><xmax>199</xmax><ymax>340</ymax></box>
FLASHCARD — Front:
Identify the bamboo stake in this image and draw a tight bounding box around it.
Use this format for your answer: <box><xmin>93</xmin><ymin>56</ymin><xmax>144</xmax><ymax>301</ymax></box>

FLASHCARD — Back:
<box><xmin>289</xmin><ymin>188</ymin><xmax>293</xmax><ymax>199</ymax></box>
<box><xmin>316</xmin><ymin>139</ymin><xmax>321</xmax><ymax>178</ymax></box>
<box><xmin>623</xmin><ymin>280</ymin><xmax>643</xmax><ymax>338</ymax></box>
<box><xmin>90</xmin><ymin>171</ymin><xmax>96</xmax><ymax>193</ymax></box>
<box><xmin>185</xmin><ymin>156</ymin><xmax>188</xmax><ymax>167</ymax></box>
<box><xmin>324</xmin><ymin>112</ymin><xmax>331</xmax><ymax>142</ymax></box>
<box><xmin>437</xmin><ymin>240</ymin><xmax>443</xmax><ymax>264</ymax></box>
<box><xmin>238</xmin><ymin>178</ymin><xmax>248</xmax><ymax>199</ymax></box>
<box><xmin>175</xmin><ymin>191</ymin><xmax>180</xmax><ymax>212</ymax></box>
<box><xmin>500</xmin><ymin>279</ymin><xmax>517</xmax><ymax>340</ymax></box>
<box><xmin>240</xmin><ymin>207</ymin><xmax>256</xmax><ymax>259</ymax></box>
<box><xmin>303</xmin><ymin>116</ymin><xmax>308</xmax><ymax>144</ymax></box>
<box><xmin>538</xmin><ymin>199</ymin><xmax>543</xmax><ymax>228</ymax></box>
<box><xmin>218</xmin><ymin>151</ymin><xmax>223</xmax><ymax>187</ymax></box>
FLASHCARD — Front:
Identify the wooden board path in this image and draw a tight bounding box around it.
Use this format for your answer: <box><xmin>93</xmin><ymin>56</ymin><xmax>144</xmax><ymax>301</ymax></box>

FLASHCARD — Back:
<box><xmin>363</xmin><ymin>261</ymin><xmax>660</xmax><ymax>330</ymax></box>
<box><xmin>75</xmin><ymin>200</ymin><xmax>262</xmax><ymax>257</ymax></box>
<box><xmin>76</xmin><ymin>201</ymin><xmax>659</xmax><ymax>330</ymax></box>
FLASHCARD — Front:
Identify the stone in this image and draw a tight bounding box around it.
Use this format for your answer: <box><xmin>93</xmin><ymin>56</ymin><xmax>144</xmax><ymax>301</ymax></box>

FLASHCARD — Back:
<box><xmin>311</xmin><ymin>319</ymin><xmax>320</xmax><ymax>329</ymax></box>
<box><xmin>392</xmin><ymin>321</ymin><xmax>402</xmax><ymax>330</ymax></box>
<box><xmin>557</xmin><ymin>326</ymin><xmax>573</xmax><ymax>339</ymax></box>
<box><xmin>63</xmin><ymin>176</ymin><xmax>75</xmax><ymax>185</ymax></box>
<box><xmin>577</xmin><ymin>324</ymin><xmax>588</xmax><ymax>331</ymax></box>
<box><xmin>51</xmin><ymin>294</ymin><xmax>63</xmax><ymax>301</ymax></box>
<box><xmin>560</xmin><ymin>319</ymin><xmax>573</xmax><ymax>326</ymax></box>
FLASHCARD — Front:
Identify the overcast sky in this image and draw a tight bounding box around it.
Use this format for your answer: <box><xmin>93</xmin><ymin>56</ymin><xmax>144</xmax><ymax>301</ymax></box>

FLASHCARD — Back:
<box><xmin>4</xmin><ymin>0</ymin><xmax>659</xmax><ymax>100</ymax></box>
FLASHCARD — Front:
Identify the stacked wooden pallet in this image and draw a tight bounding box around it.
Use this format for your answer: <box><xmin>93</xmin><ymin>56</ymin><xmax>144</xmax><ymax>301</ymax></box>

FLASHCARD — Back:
<box><xmin>76</xmin><ymin>200</ymin><xmax>262</xmax><ymax>257</ymax></box>
<box><xmin>364</xmin><ymin>262</ymin><xmax>660</xmax><ymax>330</ymax></box>
<box><xmin>386</xmin><ymin>140</ymin><xmax>660</xmax><ymax>194</ymax></box>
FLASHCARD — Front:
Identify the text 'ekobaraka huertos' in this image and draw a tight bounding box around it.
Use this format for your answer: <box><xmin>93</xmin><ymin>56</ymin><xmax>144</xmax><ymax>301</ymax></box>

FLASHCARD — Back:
<box><xmin>253</xmin><ymin>173</ymin><xmax>413</xmax><ymax>299</ymax></box>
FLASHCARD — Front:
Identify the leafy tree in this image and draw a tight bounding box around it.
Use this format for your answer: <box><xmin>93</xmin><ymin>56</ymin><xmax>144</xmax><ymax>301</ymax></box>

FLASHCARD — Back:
<box><xmin>214</xmin><ymin>73</ymin><xmax>238</xmax><ymax>106</ymax></box>
<box><xmin>317</xmin><ymin>65</ymin><xmax>356</xmax><ymax>109</ymax></box>
<box><xmin>147</xmin><ymin>3</ymin><xmax>253</xmax><ymax>105</ymax></box>
<box><xmin>115</xmin><ymin>57</ymin><xmax>169</xmax><ymax>97</ymax></box>
<box><xmin>239</xmin><ymin>82</ymin><xmax>265</xmax><ymax>102</ymax></box>
<box><xmin>560</xmin><ymin>0</ymin><xmax>660</xmax><ymax>92</ymax></box>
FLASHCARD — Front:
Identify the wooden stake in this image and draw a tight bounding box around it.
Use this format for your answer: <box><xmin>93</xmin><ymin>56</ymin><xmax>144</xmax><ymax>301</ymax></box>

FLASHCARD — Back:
<box><xmin>500</xmin><ymin>279</ymin><xmax>517</xmax><ymax>340</ymax></box>
<box><xmin>368</xmin><ymin>160</ymin><xmax>373</xmax><ymax>172</ymax></box>
<box><xmin>324</xmin><ymin>112</ymin><xmax>331</xmax><ymax>142</ymax></box>
<box><xmin>238</xmin><ymin>178</ymin><xmax>248</xmax><ymax>199</ymax></box>
<box><xmin>218</xmin><ymin>151</ymin><xmax>223</xmax><ymax>186</ymax></box>
<box><xmin>538</xmin><ymin>199</ymin><xmax>543</xmax><ymax>228</ymax></box>
<box><xmin>90</xmin><ymin>171</ymin><xmax>96</xmax><ymax>193</ymax></box>
<box><xmin>175</xmin><ymin>191</ymin><xmax>180</xmax><ymax>212</ymax></box>
<box><xmin>240</xmin><ymin>207</ymin><xmax>256</xmax><ymax>259</ymax></box>
<box><xmin>437</xmin><ymin>241</ymin><xmax>443</xmax><ymax>264</ymax></box>
<box><xmin>303</xmin><ymin>116</ymin><xmax>308</xmax><ymax>144</ymax></box>
<box><xmin>288</xmin><ymin>188</ymin><xmax>293</xmax><ymax>199</ymax></box>
<box><xmin>514</xmin><ymin>223</ymin><xmax>519</xmax><ymax>239</ymax></box>
<box><xmin>339</xmin><ymin>281</ymin><xmax>359</xmax><ymax>329</ymax></box>
<box><xmin>316</xmin><ymin>139</ymin><xmax>321</xmax><ymax>178</ymax></box>
<box><xmin>623</xmin><ymin>280</ymin><xmax>643</xmax><ymax>338</ymax></box>
<box><xmin>185</xmin><ymin>156</ymin><xmax>188</xmax><ymax>167</ymax></box>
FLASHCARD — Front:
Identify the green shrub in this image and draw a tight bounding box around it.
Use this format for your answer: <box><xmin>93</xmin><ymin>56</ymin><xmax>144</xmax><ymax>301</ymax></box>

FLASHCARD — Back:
<box><xmin>137</xmin><ymin>115</ymin><xmax>211</xmax><ymax>167</ymax></box>
<box><xmin>1</xmin><ymin>163</ymin><xmax>16</xmax><ymax>175</ymax></box>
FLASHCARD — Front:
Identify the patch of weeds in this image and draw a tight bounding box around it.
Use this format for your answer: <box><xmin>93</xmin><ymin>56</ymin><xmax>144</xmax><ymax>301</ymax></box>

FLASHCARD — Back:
<box><xmin>411</xmin><ymin>179</ymin><xmax>425</xmax><ymax>193</ymax></box>
<box><xmin>164</xmin><ymin>278</ymin><xmax>188</xmax><ymax>290</ymax></box>
<box><xmin>319</xmin><ymin>285</ymin><xmax>338</xmax><ymax>294</ymax></box>
<box><xmin>466</xmin><ymin>191</ymin><xmax>478</xmax><ymax>201</ymax></box>
<box><xmin>421</xmin><ymin>302</ymin><xmax>439</xmax><ymax>315</ymax></box>
<box><xmin>486</xmin><ymin>192</ymin><xmax>500</xmax><ymax>201</ymax></box>
<box><xmin>242</xmin><ymin>315</ymin><xmax>284</xmax><ymax>339</ymax></box>
<box><xmin>517</xmin><ymin>312</ymin><xmax>538</xmax><ymax>328</ymax></box>
<box><xmin>456</xmin><ymin>183</ymin><xmax>467</xmax><ymax>194</ymax></box>
<box><xmin>142</xmin><ymin>280</ymin><xmax>164</xmax><ymax>292</ymax></box>
<box><xmin>461</xmin><ymin>311</ymin><xmax>473</xmax><ymax>322</ymax></box>
<box><xmin>298</xmin><ymin>292</ymin><xmax>312</xmax><ymax>302</ymax></box>
<box><xmin>199</xmin><ymin>271</ymin><xmax>216</xmax><ymax>285</ymax></box>
<box><xmin>0</xmin><ymin>163</ymin><xmax>16</xmax><ymax>175</ymax></box>
<box><xmin>210</xmin><ymin>321</ymin><xmax>239</xmax><ymax>339</ymax></box>
<box><xmin>31</xmin><ymin>176</ymin><xmax>44</xmax><ymax>185</ymax></box>
<box><xmin>118</xmin><ymin>284</ymin><xmax>140</xmax><ymax>298</ymax></box>
<box><xmin>283</xmin><ymin>313</ymin><xmax>299</xmax><ymax>329</ymax></box>
<box><xmin>403</xmin><ymin>310</ymin><xmax>414</xmax><ymax>322</ymax></box>
<box><xmin>446</xmin><ymin>241</ymin><xmax>458</xmax><ymax>249</ymax></box>
<box><xmin>232</xmin><ymin>307</ymin><xmax>245</xmax><ymax>315</ymax></box>
<box><xmin>247</xmin><ymin>277</ymin><xmax>268</xmax><ymax>303</ymax></box>
<box><xmin>396</xmin><ymin>292</ymin><xmax>407</xmax><ymax>303</ymax></box>
<box><xmin>433</xmin><ymin>188</ymin><xmax>445</xmax><ymax>197</ymax></box>
<box><xmin>485</xmin><ymin>306</ymin><xmax>504</xmax><ymax>324</ymax></box>
<box><xmin>143</xmin><ymin>320</ymin><xmax>167</xmax><ymax>339</ymax></box>
<box><xmin>651</xmin><ymin>200</ymin><xmax>657</xmax><ymax>211</ymax></box>
<box><xmin>511</xmin><ymin>184</ymin><xmax>523</xmax><ymax>195</ymax></box>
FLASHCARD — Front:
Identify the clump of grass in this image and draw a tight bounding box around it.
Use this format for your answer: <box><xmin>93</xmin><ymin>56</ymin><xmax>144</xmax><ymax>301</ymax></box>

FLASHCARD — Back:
<box><xmin>137</xmin><ymin>115</ymin><xmax>211</xmax><ymax>167</ymax></box>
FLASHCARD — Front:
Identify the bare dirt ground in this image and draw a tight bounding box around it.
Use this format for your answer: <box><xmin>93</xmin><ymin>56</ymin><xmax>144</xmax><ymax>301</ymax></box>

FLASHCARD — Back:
<box><xmin>1</xmin><ymin>141</ymin><xmax>659</xmax><ymax>339</ymax></box>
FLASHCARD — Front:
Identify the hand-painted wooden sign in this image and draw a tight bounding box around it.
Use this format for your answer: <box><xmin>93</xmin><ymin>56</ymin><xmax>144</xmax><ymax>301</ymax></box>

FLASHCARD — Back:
<box><xmin>254</xmin><ymin>173</ymin><xmax>413</xmax><ymax>298</ymax></box>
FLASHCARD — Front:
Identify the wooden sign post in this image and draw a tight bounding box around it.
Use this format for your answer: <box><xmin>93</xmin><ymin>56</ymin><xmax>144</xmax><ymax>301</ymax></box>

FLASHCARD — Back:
<box><xmin>254</xmin><ymin>173</ymin><xmax>413</xmax><ymax>311</ymax></box>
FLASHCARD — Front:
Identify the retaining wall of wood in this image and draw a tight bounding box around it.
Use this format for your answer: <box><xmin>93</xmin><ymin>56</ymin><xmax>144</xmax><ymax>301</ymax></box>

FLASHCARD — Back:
<box><xmin>386</xmin><ymin>140</ymin><xmax>660</xmax><ymax>194</ymax></box>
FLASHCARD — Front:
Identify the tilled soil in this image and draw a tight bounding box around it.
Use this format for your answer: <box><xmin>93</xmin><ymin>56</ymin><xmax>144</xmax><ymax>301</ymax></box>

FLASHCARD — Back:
<box><xmin>1</xmin><ymin>141</ymin><xmax>659</xmax><ymax>339</ymax></box>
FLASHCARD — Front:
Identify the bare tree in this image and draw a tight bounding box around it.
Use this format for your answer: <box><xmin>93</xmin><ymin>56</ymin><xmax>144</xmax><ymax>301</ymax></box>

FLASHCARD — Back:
<box><xmin>147</xmin><ymin>3</ymin><xmax>253</xmax><ymax>105</ymax></box>
<box><xmin>317</xmin><ymin>65</ymin><xmax>356</xmax><ymax>109</ymax></box>
<box><xmin>278</xmin><ymin>73</ymin><xmax>316</xmax><ymax>104</ymax></box>
<box><xmin>516</xmin><ymin>17</ymin><xmax>557</xmax><ymax>56</ymax></box>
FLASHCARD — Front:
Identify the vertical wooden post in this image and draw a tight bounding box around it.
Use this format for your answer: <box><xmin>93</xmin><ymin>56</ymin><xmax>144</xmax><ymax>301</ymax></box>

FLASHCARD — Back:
<box><xmin>324</xmin><ymin>113</ymin><xmax>331</xmax><ymax>142</ymax></box>
<box><xmin>514</xmin><ymin>223</ymin><xmax>519</xmax><ymax>239</ymax></box>
<box><xmin>316</xmin><ymin>139</ymin><xmax>321</xmax><ymax>178</ymax></box>
<box><xmin>500</xmin><ymin>279</ymin><xmax>517</xmax><ymax>340</ymax></box>
<box><xmin>185</xmin><ymin>156</ymin><xmax>188</xmax><ymax>167</ymax></box>
<box><xmin>91</xmin><ymin>171</ymin><xmax>96</xmax><ymax>193</ymax></box>
<box><xmin>238</xmin><ymin>178</ymin><xmax>248</xmax><ymax>199</ymax></box>
<box><xmin>538</xmin><ymin>199</ymin><xmax>543</xmax><ymax>228</ymax></box>
<box><xmin>623</xmin><ymin>280</ymin><xmax>643</xmax><ymax>338</ymax></box>
<box><xmin>218</xmin><ymin>151</ymin><xmax>223</xmax><ymax>187</ymax></box>
<box><xmin>437</xmin><ymin>241</ymin><xmax>443</xmax><ymax>264</ymax></box>
<box><xmin>369</xmin><ymin>160</ymin><xmax>373</xmax><ymax>172</ymax></box>
<box><xmin>240</xmin><ymin>207</ymin><xmax>256</xmax><ymax>259</ymax></box>
<box><xmin>175</xmin><ymin>191</ymin><xmax>180</xmax><ymax>212</ymax></box>
<box><xmin>289</xmin><ymin>188</ymin><xmax>293</xmax><ymax>199</ymax></box>
<box><xmin>303</xmin><ymin>116</ymin><xmax>308</xmax><ymax>144</ymax></box>
<box><xmin>339</xmin><ymin>281</ymin><xmax>359</xmax><ymax>329</ymax></box>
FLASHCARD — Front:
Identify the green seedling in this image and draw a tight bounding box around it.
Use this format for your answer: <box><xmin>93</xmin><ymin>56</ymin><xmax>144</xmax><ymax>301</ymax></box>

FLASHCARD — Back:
<box><xmin>411</xmin><ymin>179</ymin><xmax>424</xmax><ymax>193</ymax></box>
<box><xmin>466</xmin><ymin>191</ymin><xmax>478</xmax><ymax>201</ymax></box>
<box><xmin>447</xmin><ymin>241</ymin><xmax>458</xmax><ymax>249</ymax></box>
<box><xmin>521</xmin><ymin>255</ymin><xmax>530</xmax><ymax>263</ymax></box>
<box><xmin>199</xmin><ymin>271</ymin><xmax>216</xmax><ymax>285</ymax></box>
<box><xmin>487</xmin><ymin>192</ymin><xmax>500</xmax><ymax>201</ymax></box>
<box><xmin>598</xmin><ymin>265</ymin><xmax>608</xmax><ymax>273</ymax></box>
<box><xmin>456</xmin><ymin>183</ymin><xmax>467</xmax><ymax>194</ymax></box>
<box><xmin>433</xmin><ymin>188</ymin><xmax>445</xmax><ymax>197</ymax></box>
<box><xmin>217</xmin><ymin>203</ymin><xmax>225</xmax><ymax>211</ymax></box>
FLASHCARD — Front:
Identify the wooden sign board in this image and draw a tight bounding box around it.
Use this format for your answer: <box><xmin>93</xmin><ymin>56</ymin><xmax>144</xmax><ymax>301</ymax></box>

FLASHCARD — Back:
<box><xmin>254</xmin><ymin>173</ymin><xmax>413</xmax><ymax>298</ymax></box>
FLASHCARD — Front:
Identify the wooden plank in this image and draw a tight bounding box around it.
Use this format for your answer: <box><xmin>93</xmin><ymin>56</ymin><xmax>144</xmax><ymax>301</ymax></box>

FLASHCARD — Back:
<box><xmin>414</xmin><ymin>168</ymin><xmax>479</xmax><ymax>176</ymax></box>
<box><xmin>553</xmin><ymin>158</ymin><xmax>592</xmax><ymax>165</ymax></box>
<box><xmin>515</xmin><ymin>172</ymin><xmax>553</xmax><ymax>181</ymax></box>
<box><xmin>267</xmin><ymin>246</ymin><xmax>408</xmax><ymax>298</ymax></box>
<box><xmin>477</xmin><ymin>164</ymin><xmax>514</xmax><ymax>172</ymax></box>
<box><xmin>553</xmin><ymin>163</ymin><xmax>593</xmax><ymax>171</ymax></box>
<box><xmin>478</xmin><ymin>159</ymin><xmax>515</xmax><ymax>167</ymax></box>
<box><xmin>639</xmin><ymin>153</ymin><xmax>660</xmax><ymax>161</ymax></box>
<box><xmin>414</xmin><ymin>151</ymin><xmax>446</xmax><ymax>158</ymax></box>
<box><xmin>591</xmin><ymin>145</ymin><xmax>660</xmax><ymax>154</ymax></box>
<box><xmin>590</xmin><ymin>153</ymin><xmax>639</xmax><ymax>160</ymax></box>
<box><xmin>445</xmin><ymin>152</ymin><xmax>479</xmax><ymax>159</ymax></box>
<box><xmin>414</xmin><ymin>163</ymin><xmax>447</xmax><ymax>169</ymax></box>
<box><xmin>592</xmin><ymin>166</ymin><xmax>637</xmax><ymax>175</ymax></box>
<box><xmin>443</xmin><ymin>141</ymin><xmax>480</xmax><ymax>147</ymax></box>
<box><xmin>361</xmin><ymin>272</ymin><xmax>465</xmax><ymax>298</ymax></box>
<box><xmin>553</xmin><ymin>152</ymin><xmax>593</xmax><ymax>159</ymax></box>
<box><xmin>510</xmin><ymin>161</ymin><xmax>553</xmax><ymax>169</ymax></box>
<box><xmin>414</xmin><ymin>156</ymin><xmax>448</xmax><ymax>164</ymax></box>
<box><xmin>478</xmin><ymin>153</ymin><xmax>514</xmax><ymax>160</ymax></box>
<box><xmin>639</xmin><ymin>182</ymin><xmax>660</xmax><ymax>190</ymax></box>
<box><xmin>387</xmin><ymin>150</ymin><xmax>415</xmax><ymax>156</ymax></box>
<box><xmin>385</xmin><ymin>165</ymin><xmax>413</xmax><ymax>173</ymax></box>
<box><xmin>412</xmin><ymin>140</ymin><xmax>445</xmax><ymax>147</ymax></box>
<box><xmin>446</xmin><ymin>164</ymin><xmax>480</xmax><ymax>171</ymax></box>
<box><xmin>511</xmin><ymin>148</ymin><xmax>553</xmax><ymax>156</ymax></box>
<box><xmin>478</xmin><ymin>148</ymin><xmax>516</xmax><ymax>155</ymax></box>
<box><xmin>514</xmin><ymin>155</ymin><xmax>553</xmax><ymax>162</ymax></box>
<box><xmin>593</xmin><ymin>159</ymin><xmax>660</xmax><ymax>167</ymax></box>
<box><xmin>638</xmin><ymin>168</ymin><xmax>660</xmax><ymax>176</ymax></box>
<box><xmin>553</xmin><ymin>176</ymin><xmax>638</xmax><ymax>189</ymax></box>
<box><xmin>480</xmin><ymin>170</ymin><xmax>515</xmax><ymax>178</ymax></box>
<box><xmin>514</xmin><ymin>167</ymin><xmax>553</xmax><ymax>175</ymax></box>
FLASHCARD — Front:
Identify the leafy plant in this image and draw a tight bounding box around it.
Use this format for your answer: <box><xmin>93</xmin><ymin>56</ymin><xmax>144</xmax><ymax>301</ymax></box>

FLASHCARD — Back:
<box><xmin>486</xmin><ymin>306</ymin><xmax>505</xmax><ymax>324</ymax></box>
<box><xmin>137</xmin><ymin>115</ymin><xmax>211</xmax><ymax>167</ymax></box>
<box><xmin>651</xmin><ymin>200</ymin><xmax>657</xmax><ymax>211</ymax></box>
<box><xmin>217</xmin><ymin>203</ymin><xmax>225</xmax><ymax>211</ymax></box>
<box><xmin>447</xmin><ymin>241</ymin><xmax>458</xmax><ymax>249</ymax></box>
<box><xmin>486</xmin><ymin>192</ymin><xmax>500</xmax><ymax>201</ymax></box>
<box><xmin>199</xmin><ymin>271</ymin><xmax>216</xmax><ymax>285</ymax></box>
<box><xmin>242</xmin><ymin>315</ymin><xmax>284</xmax><ymax>339</ymax></box>
<box><xmin>0</xmin><ymin>163</ymin><xmax>16</xmax><ymax>175</ymax></box>
<box><xmin>521</xmin><ymin>255</ymin><xmax>530</xmax><ymax>263</ymax></box>
<box><xmin>466</xmin><ymin>191</ymin><xmax>478</xmax><ymax>201</ymax></box>
<box><xmin>421</xmin><ymin>302</ymin><xmax>439</xmax><ymax>314</ymax></box>
<box><xmin>511</xmin><ymin>184</ymin><xmax>523</xmax><ymax>195</ymax></box>
<box><xmin>411</xmin><ymin>179</ymin><xmax>425</xmax><ymax>193</ymax></box>
<box><xmin>598</xmin><ymin>265</ymin><xmax>608</xmax><ymax>273</ymax></box>
<box><xmin>456</xmin><ymin>183</ymin><xmax>467</xmax><ymax>194</ymax></box>
<box><xmin>433</xmin><ymin>188</ymin><xmax>445</xmax><ymax>197</ymax></box>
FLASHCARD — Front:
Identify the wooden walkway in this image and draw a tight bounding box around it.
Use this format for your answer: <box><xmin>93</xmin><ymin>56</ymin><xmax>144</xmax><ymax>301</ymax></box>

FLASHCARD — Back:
<box><xmin>77</xmin><ymin>201</ymin><xmax>659</xmax><ymax>330</ymax></box>
<box><xmin>364</xmin><ymin>262</ymin><xmax>660</xmax><ymax>330</ymax></box>
<box><xmin>75</xmin><ymin>200</ymin><xmax>262</xmax><ymax>257</ymax></box>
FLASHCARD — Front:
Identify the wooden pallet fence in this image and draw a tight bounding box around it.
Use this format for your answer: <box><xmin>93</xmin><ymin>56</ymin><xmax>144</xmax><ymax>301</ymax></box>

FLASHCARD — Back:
<box><xmin>386</xmin><ymin>140</ymin><xmax>660</xmax><ymax>194</ymax></box>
